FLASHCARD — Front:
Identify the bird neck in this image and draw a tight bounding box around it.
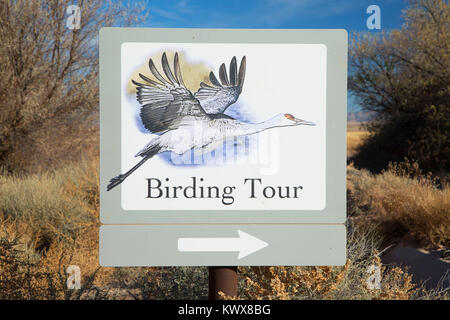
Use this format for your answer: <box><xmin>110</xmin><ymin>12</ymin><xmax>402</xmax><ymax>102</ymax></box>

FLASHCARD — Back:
<box><xmin>250</xmin><ymin>116</ymin><xmax>282</xmax><ymax>132</ymax></box>
<box><xmin>235</xmin><ymin>116</ymin><xmax>283</xmax><ymax>136</ymax></box>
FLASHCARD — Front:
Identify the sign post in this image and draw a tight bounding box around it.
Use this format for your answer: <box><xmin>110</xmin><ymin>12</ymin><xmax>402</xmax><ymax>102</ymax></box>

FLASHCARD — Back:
<box><xmin>99</xmin><ymin>28</ymin><xmax>347</xmax><ymax>297</ymax></box>
<box><xmin>208</xmin><ymin>267</ymin><xmax>238</xmax><ymax>300</ymax></box>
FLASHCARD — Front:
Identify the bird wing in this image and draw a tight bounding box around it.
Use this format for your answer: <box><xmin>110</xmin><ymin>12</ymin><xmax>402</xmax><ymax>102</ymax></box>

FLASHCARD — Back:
<box><xmin>194</xmin><ymin>56</ymin><xmax>246</xmax><ymax>114</ymax></box>
<box><xmin>132</xmin><ymin>52</ymin><xmax>208</xmax><ymax>134</ymax></box>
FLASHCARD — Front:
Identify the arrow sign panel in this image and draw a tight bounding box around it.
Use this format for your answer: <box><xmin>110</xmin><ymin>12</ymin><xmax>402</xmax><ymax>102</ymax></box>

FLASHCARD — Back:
<box><xmin>100</xmin><ymin>225</ymin><xmax>346</xmax><ymax>266</ymax></box>
<box><xmin>178</xmin><ymin>230</ymin><xmax>268</xmax><ymax>259</ymax></box>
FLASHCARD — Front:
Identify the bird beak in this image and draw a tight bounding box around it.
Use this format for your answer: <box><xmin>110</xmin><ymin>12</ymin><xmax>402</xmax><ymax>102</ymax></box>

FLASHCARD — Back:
<box><xmin>295</xmin><ymin>118</ymin><xmax>316</xmax><ymax>126</ymax></box>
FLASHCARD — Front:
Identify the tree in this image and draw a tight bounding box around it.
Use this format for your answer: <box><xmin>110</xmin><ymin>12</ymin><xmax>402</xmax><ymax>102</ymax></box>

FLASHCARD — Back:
<box><xmin>0</xmin><ymin>0</ymin><xmax>147</xmax><ymax>171</ymax></box>
<box><xmin>349</xmin><ymin>0</ymin><xmax>449</xmax><ymax>174</ymax></box>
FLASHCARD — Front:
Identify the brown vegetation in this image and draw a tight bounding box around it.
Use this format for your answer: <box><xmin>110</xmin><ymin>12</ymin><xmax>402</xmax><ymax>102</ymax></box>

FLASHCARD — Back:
<box><xmin>347</xmin><ymin>160</ymin><xmax>450</xmax><ymax>247</ymax></box>
<box><xmin>347</xmin><ymin>130</ymin><xmax>369</xmax><ymax>158</ymax></box>
<box><xmin>0</xmin><ymin>156</ymin><xmax>114</xmax><ymax>299</ymax></box>
<box><xmin>0</xmin><ymin>0</ymin><xmax>147</xmax><ymax>172</ymax></box>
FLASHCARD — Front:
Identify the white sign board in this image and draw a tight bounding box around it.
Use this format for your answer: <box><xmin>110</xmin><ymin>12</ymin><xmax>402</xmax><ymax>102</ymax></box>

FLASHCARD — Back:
<box><xmin>99</xmin><ymin>28</ymin><xmax>347</xmax><ymax>266</ymax></box>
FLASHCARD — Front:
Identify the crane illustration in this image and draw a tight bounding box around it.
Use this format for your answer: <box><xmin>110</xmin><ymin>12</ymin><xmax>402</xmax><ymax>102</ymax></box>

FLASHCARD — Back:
<box><xmin>107</xmin><ymin>52</ymin><xmax>315</xmax><ymax>191</ymax></box>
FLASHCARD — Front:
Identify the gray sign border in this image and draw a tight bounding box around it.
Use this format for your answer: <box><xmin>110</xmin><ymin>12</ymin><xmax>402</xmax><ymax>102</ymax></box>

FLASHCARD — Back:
<box><xmin>100</xmin><ymin>28</ymin><xmax>347</xmax><ymax>224</ymax></box>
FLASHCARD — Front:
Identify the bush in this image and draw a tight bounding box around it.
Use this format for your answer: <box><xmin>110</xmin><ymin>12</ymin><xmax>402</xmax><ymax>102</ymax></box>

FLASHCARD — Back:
<box><xmin>0</xmin><ymin>0</ymin><xmax>148</xmax><ymax>172</ymax></box>
<box><xmin>0</xmin><ymin>158</ymin><xmax>99</xmax><ymax>250</ymax></box>
<box><xmin>0</xmin><ymin>157</ymin><xmax>114</xmax><ymax>299</ymax></box>
<box><xmin>0</xmin><ymin>218</ymin><xmax>113</xmax><ymax>300</ymax></box>
<box><xmin>347</xmin><ymin>161</ymin><xmax>450</xmax><ymax>247</ymax></box>
<box><xmin>112</xmin><ymin>267</ymin><xmax>209</xmax><ymax>300</ymax></box>
<box><xmin>349</xmin><ymin>0</ymin><xmax>449</xmax><ymax>174</ymax></box>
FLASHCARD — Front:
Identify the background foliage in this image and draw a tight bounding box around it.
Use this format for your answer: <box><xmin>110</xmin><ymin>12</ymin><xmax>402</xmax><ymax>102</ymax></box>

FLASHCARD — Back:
<box><xmin>349</xmin><ymin>0</ymin><xmax>449</xmax><ymax>174</ymax></box>
<box><xmin>0</xmin><ymin>0</ymin><xmax>147</xmax><ymax>172</ymax></box>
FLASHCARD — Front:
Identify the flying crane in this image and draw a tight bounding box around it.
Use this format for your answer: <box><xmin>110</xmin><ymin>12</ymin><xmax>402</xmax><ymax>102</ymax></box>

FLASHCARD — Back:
<box><xmin>107</xmin><ymin>52</ymin><xmax>315</xmax><ymax>191</ymax></box>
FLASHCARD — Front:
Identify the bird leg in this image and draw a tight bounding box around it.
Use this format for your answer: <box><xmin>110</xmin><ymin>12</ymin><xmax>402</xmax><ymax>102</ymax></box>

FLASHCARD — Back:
<box><xmin>107</xmin><ymin>146</ymin><xmax>161</xmax><ymax>191</ymax></box>
<box><xmin>107</xmin><ymin>156</ymin><xmax>149</xmax><ymax>191</ymax></box>
<box><xmin>107</xmin><ymin>174</ymin><xmax>126</xmax><ymax>191</ymax></box>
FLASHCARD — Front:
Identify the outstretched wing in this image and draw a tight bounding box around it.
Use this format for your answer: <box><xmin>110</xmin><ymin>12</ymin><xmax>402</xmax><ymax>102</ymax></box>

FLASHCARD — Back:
<box><xmin>194</xmin><ymin>56</ymin><xmax>246</xmax><ymax>115</ymax></box>
<box><xmin>132</xmin><ymin>52</ymin><xmax>208</xmax><ymax>134</ymax></box>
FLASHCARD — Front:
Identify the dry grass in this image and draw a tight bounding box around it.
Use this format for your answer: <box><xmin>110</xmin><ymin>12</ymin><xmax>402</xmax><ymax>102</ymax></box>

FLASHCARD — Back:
<box><xmin>347</xmin><ymin>122</ymin><xmax>366</xmax><ymax>132</ymax></box>
<box><xmin>347</xmin><ymin>130</ymin><xmax>449</xmax><ymax>247</ymax></box>
<box><xmin>347</xmin><ymin>131</ymin><xmax>370</xmax><ymax>158</ymax></box>
<box><xmin>0</xmin><ymin>156</ymin><xmax>115</xmax><ymax>299</ymax></box>
<box><xmin>347</xmin><ymin>161</ymin><xmax>450</xmax><ymax>247</ymax></box>
<box><xmin>0</xmin><ymin>156</ymin><xmax>98</xmax><ymax>248</ymax></box>
<box><xmin>0</xmin><ymin>217</ymin><xmax>113</xmax><ymax>299</ymax></box>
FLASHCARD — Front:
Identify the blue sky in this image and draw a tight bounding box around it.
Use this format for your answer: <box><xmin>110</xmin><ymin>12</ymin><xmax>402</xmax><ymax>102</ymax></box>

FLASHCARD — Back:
<box><xmin>143</xmin><ymin>0</ymin><xmax>405</xmax><ymax>31</ymax></box>
<box><xmin>131</xmin><ymin>0</ymin><xmax>408</xmax><ymax>111</ymax></box>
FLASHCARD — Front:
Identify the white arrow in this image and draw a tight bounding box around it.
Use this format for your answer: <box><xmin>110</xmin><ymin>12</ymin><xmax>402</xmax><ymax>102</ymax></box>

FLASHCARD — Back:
<box><xmin>177</xmin><ymin>230</ymin><xmax>268</xmax><ymax>259</ymax></box>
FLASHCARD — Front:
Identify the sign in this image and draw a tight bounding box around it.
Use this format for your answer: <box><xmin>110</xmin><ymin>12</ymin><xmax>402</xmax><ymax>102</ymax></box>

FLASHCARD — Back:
<box><xmin>99</xmin><ymin>28</ymin><xmax>347</xmax><ymax>266</ymax></box>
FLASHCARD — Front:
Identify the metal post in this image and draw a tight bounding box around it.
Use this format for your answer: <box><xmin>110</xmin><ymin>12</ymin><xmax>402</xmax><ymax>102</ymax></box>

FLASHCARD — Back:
<box><xmin>208</xmin><ymin>266</ymin><xmax>238</xmax><ymax>300</ymax></box>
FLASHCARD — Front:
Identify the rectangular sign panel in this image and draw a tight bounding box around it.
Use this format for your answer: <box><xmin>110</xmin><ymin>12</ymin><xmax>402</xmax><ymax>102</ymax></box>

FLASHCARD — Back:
<box><xmin>100</xmin><ymin>28</ymin><xmax>347</xmax><ymax>266</ymax></box>
<box><xmin>100</xmin><ymin>225</ymin><xmax>345</xmax><ymax>266</ymax></box>
<box><xmin>120</xmin><ymin>42</ymin><xmax>327</xmax><ymax>211</ymax></box>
